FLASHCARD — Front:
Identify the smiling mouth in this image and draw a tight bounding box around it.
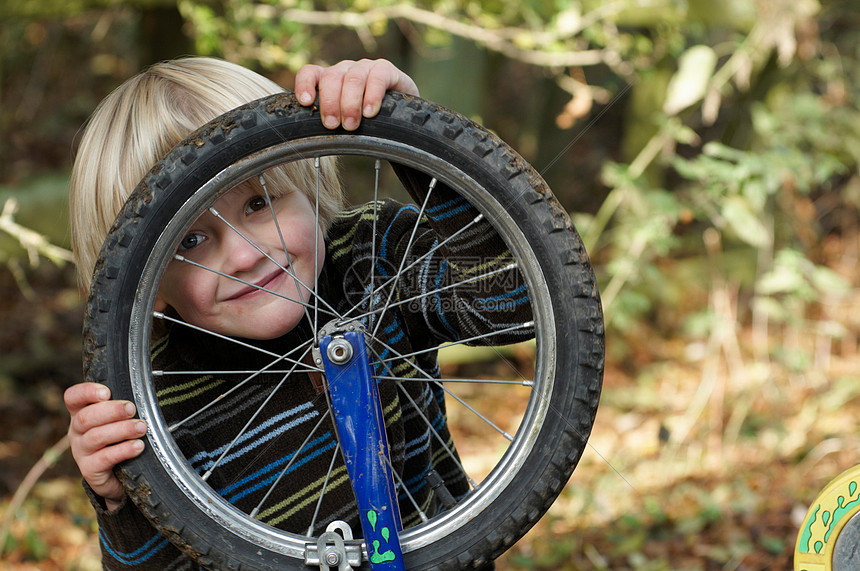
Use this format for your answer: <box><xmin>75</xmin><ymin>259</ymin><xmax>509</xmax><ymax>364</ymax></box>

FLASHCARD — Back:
<box><xmin>225</xmin><ymin>269</ymin><xmax>286</xmax><ymax>301</ymax></box>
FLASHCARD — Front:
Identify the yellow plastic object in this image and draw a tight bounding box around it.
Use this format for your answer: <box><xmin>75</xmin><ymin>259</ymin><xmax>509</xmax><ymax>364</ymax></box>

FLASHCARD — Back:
<box><xmin>795</xmin><ymin>465</ymin><xmax>860</xmax><ymax>571</ymax></box>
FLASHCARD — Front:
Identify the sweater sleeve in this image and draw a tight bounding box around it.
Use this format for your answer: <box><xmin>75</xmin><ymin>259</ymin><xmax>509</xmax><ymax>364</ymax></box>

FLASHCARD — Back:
<box><xmin>385</xmin><ymin>163</ymin><xmax>535</xmax><ymax>347</ymax></box>
<box><xmin>83</xmin><ymin>480</ymin><xmax>199</xmax><ymax>570</ymax></box>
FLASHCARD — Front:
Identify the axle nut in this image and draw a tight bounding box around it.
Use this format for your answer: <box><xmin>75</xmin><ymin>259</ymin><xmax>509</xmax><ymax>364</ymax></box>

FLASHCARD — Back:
<box><xmin>326</xmin><ymin>338</ymin><xmax>353</xmax><ymax>364</ymax></box>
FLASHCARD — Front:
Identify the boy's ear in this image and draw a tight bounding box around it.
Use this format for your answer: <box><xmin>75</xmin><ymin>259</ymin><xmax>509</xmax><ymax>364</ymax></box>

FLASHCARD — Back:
<box><xmin>154</xmin><ymin>297</ymin><xmax>168</xmax><ymax>312</ymax></box>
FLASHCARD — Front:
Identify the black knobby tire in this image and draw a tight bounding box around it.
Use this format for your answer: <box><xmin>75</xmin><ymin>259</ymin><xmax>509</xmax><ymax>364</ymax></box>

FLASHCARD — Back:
<box><xmin>83</xmin><ymin>91</ymin><xmax>604</xmax><ymax>569</ymax></box>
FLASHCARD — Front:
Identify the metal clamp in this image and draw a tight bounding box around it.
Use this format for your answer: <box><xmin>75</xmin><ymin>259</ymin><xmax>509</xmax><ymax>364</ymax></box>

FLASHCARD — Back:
<box><xmin>304</xmin><ymin>521</ymin><xmax>363</xmax><ymax>570</ymax></box>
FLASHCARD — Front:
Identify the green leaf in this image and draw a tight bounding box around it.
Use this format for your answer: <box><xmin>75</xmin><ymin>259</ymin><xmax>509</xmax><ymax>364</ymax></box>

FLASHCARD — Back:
<box><xmin>24</xmin><ymin>527</ymin><xmax>48</xmax><ymax>560</ymax></box>
<box><xmin>721</xmin><ymin>196</ymin><xmax>770</xmax><ymax>247</ymax></box>
<box><xmin>757</xmin><ymin>265</ymin><xmax>806</xmax><ymax>296</ymax></box>
<box><xmin>810</xmin><ymin>265</ymin><xmax>851</xmax><ymax>296</ymax></box>
<box><xmin>663</xmin><ymin>45</ymin><xmax>717</xmax><ymax>116</ymax></box>
<box><xmin>759</xmin><ymin>534</ymin><xmax>784</xmax><ymax>555</ymax></box>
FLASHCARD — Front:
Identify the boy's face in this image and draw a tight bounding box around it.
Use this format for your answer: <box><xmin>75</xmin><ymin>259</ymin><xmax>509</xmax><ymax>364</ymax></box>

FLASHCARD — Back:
<box><xmin>155</xmin><ymin>180</ymin><xmax>324</xmax><ymax>340</ymax></box>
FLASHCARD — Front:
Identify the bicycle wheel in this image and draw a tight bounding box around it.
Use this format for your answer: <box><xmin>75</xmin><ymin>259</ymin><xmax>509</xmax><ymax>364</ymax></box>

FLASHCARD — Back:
<box><xmin>83</xmin><ymin>90</ymin><xmax>604</xmax><ymax>569</ymax></box>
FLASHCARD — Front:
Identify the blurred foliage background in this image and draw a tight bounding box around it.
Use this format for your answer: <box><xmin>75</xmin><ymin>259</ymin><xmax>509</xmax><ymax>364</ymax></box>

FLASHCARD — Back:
<box><xmin>1</xmin><ymin>0</ymin><xmax>859</xmax><ymax>569</ymax></box>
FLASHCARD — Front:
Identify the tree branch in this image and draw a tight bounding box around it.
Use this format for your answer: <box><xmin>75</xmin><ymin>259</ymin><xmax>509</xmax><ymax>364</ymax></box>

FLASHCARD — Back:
<box><xmin>272</xmin><ymin>5</ymin><xmax>609</xmax><ymax>68</ymax></box>
<box><xmin>0</xmin><ymin>199</ymin><xmax>74</xmax><ymax>267</ymax></box>
<box><xmin>0</xmin><ymin>435</ymin><xmax>70</xmax><ymax>550</ymax></box>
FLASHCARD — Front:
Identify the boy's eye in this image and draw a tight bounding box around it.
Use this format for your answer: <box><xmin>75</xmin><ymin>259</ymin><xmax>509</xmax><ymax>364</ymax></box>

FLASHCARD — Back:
<box><xmin>178</xmin><ymin>233</ymin><xmax>206</xmax><ymax>251</ymax></box>
<box><xmin>245</xmin><ymin>195</ymin><xmax>270</xmax><ymax>214</ymax></box>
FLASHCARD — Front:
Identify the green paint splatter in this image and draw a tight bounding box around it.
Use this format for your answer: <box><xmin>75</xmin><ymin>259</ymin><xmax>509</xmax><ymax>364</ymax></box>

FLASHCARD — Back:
<box><xmin>366</xmin><ymin>510</ymin><xmax>397</xmax><ymax>564</ymax></box>
<box><xmin>370</xmin><ymin>540</ymin><xmax>397</xmax><ymax>564</ymax></box>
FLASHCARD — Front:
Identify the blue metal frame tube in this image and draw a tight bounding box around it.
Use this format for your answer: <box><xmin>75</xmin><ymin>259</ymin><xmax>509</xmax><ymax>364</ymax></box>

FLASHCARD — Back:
<box><xmin>320</xmin><ymin>330</ymin><xmax>405</xmax><ymax>570</ymax></box>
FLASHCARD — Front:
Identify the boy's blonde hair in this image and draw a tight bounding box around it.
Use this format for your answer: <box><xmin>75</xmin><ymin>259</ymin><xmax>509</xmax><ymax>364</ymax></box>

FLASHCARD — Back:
<box><xmin>70</xmin><ymin>56</ymin><xmax>343</xmax><ymax>292</ymax></box>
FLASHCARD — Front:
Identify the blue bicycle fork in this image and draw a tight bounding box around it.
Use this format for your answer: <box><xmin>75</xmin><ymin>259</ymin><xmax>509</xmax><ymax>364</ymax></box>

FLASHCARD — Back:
<box><xmin>314</xmin><ymin>325</ymin><xmax>406</xmax><ymax>571</ymax></box>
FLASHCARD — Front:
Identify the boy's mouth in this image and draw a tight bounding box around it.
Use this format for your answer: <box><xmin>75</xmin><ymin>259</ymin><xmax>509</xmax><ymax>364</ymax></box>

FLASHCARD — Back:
<box><xmin>224</xmin><ymin>268</ymin><xmax>286</xmax><ymax>301</ymax></box>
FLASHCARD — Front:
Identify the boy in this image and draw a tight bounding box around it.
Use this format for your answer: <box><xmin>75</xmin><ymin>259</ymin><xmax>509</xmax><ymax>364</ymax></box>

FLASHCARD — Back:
<box><xmin>65</xmin><ymin>56</ymin><xmax>530</xmax><ymax>569</ymax></box>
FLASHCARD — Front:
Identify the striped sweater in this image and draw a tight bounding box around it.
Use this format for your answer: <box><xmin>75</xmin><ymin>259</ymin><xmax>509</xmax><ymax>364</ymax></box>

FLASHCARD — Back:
<box><xmin>86</xmin><ymin>166</ymin><xmax>533</xmax><ymax>569</ymax></box>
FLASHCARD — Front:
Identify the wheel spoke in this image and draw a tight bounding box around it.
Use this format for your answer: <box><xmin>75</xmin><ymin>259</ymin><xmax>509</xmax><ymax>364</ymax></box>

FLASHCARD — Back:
<box><xmin>369</xmin><ymin>177</ymin><xmax>437</xmax><ymax>340</ymax></box>
<box><xmin>313</xmin><ymin>157</ymin><xmax>321</xmax><ymax>342</ymax></box>
<box><xmin>154</xmin><ymin>311</ymin><xmax>315</xmax><ymax>367</ymax></box>
<box><xmin>364</xmin><ymin>343</ymin><xmax>476</xmax><ymax>489</ymax></box>
<box><xmin>375</xmin><ymin>376</ymin><xmax>532</xmax><ymax>386</ymax></box>
<box><xmin>172</xmin><ymin>254</ymin><xmax>337</xmax><ymax>319</ymax></box>
<box><xmin>395</xmin><ymin>382</ymin><xmax>477</xmax><ymax>490</ymax></box>
<box><xmin>201</xmin><ymin>344</ymin><xmax>315</xmax><ymax>481</ymax></box>
<box><xmin>306</xmin><ymin>443</ymin><xmax>341</xmax><ymax>535</ymax></box>
<box><xmin>337</xmin><ymin>198</ymin><xmax>486</xmax><ymax>328</ymax></box>
<box><xmin>352</xmin><ymin>261</ymin><xmax>519</xmax><ymax>326</ymax></box>
<box><xmin>249</xmin><ymin>407</ymin><xmax>333</xmax><ymax>519</ymax></box>
<box><xmin>368</xmin><ymin>160</ymin><xmax>381</xmax><ymax>333</ymax></box>
<box><xmin>438</xmin><ymin>382</ymin><xmax>514</xmax><ymax>441</ymax></box>
<box><xmin>154</xmin><ymin>325</ymin><xmax>316</xmax><ymax>433</ymax></box>
<box><xmin>260</xmin><ymin>173</ymin><xmax>314</xmax><ymax>329</ymax></box>
<box><xmin>372</xmin><ymin>321</ymin><xmax>535</xmax><ymax>366</ymax></box>
<box><xmin>383</xmin><ymin>452</ymin><xmax>429</xmax><ymax>525</ymax></box>
<box><xmin>368</xmin><ymin>334</ymin><xmax>521</xmax><ymax>441</ymax></box>
<box><xmin>203</xmin><ymin>201</ymin><xmax>343</xmax><ymax>321</ymax></box>
<box><xmin>155</xmin><ymin>368</ymin><xmax>320</xmax><ymax>376</ymax></box>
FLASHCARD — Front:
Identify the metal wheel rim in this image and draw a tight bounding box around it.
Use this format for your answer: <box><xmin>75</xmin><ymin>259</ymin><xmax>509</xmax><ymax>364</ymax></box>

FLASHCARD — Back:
<box><xmin>126</xmin><ymin>135</ymin><xmax>557</xmax><ymax>559</ymax></box>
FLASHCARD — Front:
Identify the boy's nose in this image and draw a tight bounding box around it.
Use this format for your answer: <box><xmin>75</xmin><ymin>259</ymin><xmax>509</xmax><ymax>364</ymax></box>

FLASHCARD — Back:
<box><xmin>221</xmin><ymin>229</ymin><xmax>266</xmax><ymax>275</ymax></box>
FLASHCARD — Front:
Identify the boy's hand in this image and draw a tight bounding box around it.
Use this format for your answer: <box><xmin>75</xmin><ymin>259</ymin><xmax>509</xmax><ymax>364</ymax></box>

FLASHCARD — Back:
<box><xmin>65</xmin><ymin>383</ymin><xmax>148</xmax><ymax>511</ymax></box>
<box><xmin>295</xmin><ymin>59</ymin><xmax>419</xmax><ymax>131</ymax></box>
